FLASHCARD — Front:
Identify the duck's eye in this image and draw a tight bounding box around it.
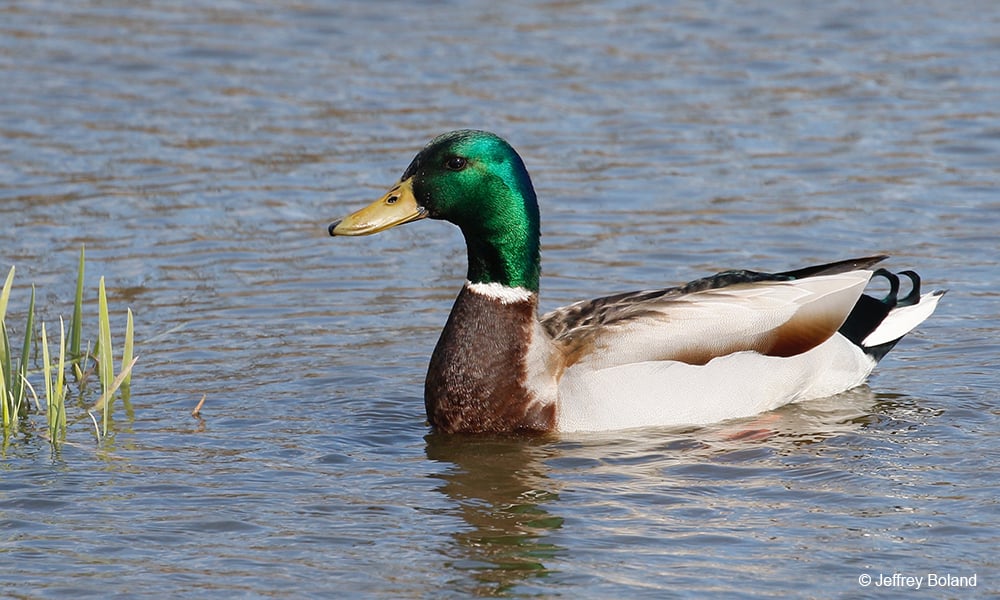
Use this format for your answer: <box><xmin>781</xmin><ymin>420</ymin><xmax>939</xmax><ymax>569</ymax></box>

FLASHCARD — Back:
<box><xmin>445</xmin><ymin>156</ymin><xmax>467</xmax><ymax>171</ymax></box>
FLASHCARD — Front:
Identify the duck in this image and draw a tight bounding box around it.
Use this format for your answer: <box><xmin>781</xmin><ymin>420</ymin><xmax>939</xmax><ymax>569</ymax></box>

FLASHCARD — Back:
<box><xmin>328</xmin><ymin>129</ymin><xmax>944</xmax><ymax>434</ymax></box>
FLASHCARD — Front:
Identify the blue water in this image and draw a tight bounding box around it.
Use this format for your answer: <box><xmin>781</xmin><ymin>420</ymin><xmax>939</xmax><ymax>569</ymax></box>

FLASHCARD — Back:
<box><xmin>1</xmin><ymin>1</ymin><xmax>998</xmax><ymax>597</ymax></box>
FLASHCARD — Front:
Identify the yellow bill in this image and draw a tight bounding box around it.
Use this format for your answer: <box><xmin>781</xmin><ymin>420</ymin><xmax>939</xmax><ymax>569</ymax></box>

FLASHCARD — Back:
<box><xmin>329</xmin><ymin>178</ymin><xmax>427</xmax><ymax>236</ymax></box>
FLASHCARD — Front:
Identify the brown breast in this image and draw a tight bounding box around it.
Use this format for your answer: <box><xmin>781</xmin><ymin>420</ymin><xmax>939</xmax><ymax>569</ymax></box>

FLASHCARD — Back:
<box><xmin>424</xmin><ymin>285</ymin><xmax>556</xmax><ymax>434</ymax></box>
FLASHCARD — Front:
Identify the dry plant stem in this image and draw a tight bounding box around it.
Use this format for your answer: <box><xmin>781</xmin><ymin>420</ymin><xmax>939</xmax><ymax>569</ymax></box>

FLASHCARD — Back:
<box><xmin>191</xmin><ymin>394</ymin><xmax>207</xmax><ymax>418</ymax></box>
<box><xmin>90</xmin><ymin>356</ymin><xmax>139</xmax><ymax>414</ymax></box>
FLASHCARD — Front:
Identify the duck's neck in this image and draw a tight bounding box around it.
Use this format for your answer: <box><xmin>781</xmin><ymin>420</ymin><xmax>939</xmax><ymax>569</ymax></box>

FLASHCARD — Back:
<box><xmin>460</xmin><ymin>191</ymin><xmax>541</xmax><ymax>293</ymax></box>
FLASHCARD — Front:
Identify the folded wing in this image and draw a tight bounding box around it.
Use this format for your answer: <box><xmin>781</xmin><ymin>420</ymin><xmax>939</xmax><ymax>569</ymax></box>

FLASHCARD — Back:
<box><xmin>542</xmin><ymin>266</ymin><xmax>877</xmax><ymax>370</ymax></box>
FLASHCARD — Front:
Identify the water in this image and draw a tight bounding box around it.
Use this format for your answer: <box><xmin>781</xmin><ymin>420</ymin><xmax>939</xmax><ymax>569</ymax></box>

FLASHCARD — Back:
<box><xmin>1</xmin><ymin>1</ymin><xmax>998</xmax><ymax>597</ymax></box>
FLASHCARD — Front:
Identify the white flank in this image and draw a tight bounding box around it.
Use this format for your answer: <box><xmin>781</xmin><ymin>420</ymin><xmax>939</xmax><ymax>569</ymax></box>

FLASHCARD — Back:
<box><xmin>862</xmin><ymin>291</ymin><xmax>944</xmax><ymax>347</ymax></box>
<box><xmin>556</xmin><ymin>333</ymin><xmax>877</xmax><ymax>432</ymax></box>
<box><xmin>466</xmin><ymin>281</ymin><xmax>534</xmax><ymax>304</ymax></box>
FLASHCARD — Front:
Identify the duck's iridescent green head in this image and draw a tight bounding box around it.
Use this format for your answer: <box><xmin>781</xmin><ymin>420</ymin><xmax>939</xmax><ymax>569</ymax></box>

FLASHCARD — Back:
<box><xmin>330</xmin><ymin>130</ymin><xmax>541</xmax><ymax>291</ymax></box>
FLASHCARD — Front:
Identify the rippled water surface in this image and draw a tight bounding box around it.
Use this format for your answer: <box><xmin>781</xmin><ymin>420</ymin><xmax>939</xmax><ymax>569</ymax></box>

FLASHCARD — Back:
<box><xmin>2</xmin><ymin>1</ymin><xmax>998</xmax><ymax>597</ymax></box>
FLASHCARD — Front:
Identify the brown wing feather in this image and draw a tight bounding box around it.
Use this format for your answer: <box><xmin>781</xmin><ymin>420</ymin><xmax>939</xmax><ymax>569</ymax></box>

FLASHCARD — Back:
<box><xmin>542</xmin><ymin>264</ymin><xmax>877</xmax><ymax>368</ymax></box>
<box><xmin>541</xmin><ymin>256</ymin><xmax>887</xmax><ymax>339</ymax></box>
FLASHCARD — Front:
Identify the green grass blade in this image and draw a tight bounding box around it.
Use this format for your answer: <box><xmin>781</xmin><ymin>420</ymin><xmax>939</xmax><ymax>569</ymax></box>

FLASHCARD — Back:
<box><xmin>70</xmin><ymin>245</ymin><xmax>85</xmax><ymax>359</ymax></box>
<box><xmin>1</xmin><ymin>266</ymin><xmax>14</xmax><ymax>425</ymax></box>
<box><xmin>0</xmin><ymin>266</ymin><xmax>14</xmax><ymax>322</ymax></box>
<box><xmin>42</xmin><ymin>323</ymin><xmax>53</xmax><ymax>432</ymax></box>
<box><xmin>56</xmin><ymin>317</ymin><xmax>66</xmax><ymax>438</ymax></box>
<box><xmin>1</xmin><ymin>265</ymin><xmax>15</xmax><ymax>427</ymax></box>
<box><xmin>97</xmin><ymin>277</ymin><xmax>114</xmax><ymax>436</ymax></box>
<box><xmin>0</xmin><ymin>323</ymin><xmax>10</xmax><ymax>430</ymax></box>
<box><xmin>0</xmin><ymin>320</ymin><xmax>8</xmax><ymax>426</ymax></box>
<box><xmin>0</xmin><ymin>349</ymin><xmax>8</xmax><ymax>431</ymax></box>
<box><xmin>97</xmin><ymin>278</ymin><xmax>113</xmax><ymax>391</ymax></box>
<box><xmin>41</xmin><ymin>321</ymin><xmax>66</xmax><ymax>443</ymax></box>
<box><xmin>122</xmin><ymin>307</ymin><xmax>134</xmax><ymax>391</ymax></box>
<box><xmin>13</xmin><ymin>286</ymin><xmax>35</xmax><ymax>415</ymax></box>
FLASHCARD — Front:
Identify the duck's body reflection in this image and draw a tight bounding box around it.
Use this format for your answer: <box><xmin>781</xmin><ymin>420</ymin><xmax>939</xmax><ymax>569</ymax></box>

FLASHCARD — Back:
<box><xmin>425</xmin><ymin>433</ymin><xmax>565</xmax><ymax>594</ymax></box>
<box><xmin>423</xmin><ymin>386</ymin><xmax>882</xmax><ymax>594</ymax></box>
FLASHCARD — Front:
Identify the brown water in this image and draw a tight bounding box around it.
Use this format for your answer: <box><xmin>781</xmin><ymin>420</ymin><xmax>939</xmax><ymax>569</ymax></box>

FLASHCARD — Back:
<box><xmin>1</xmin><ymin>1</ymin><xmax>998</xmax><ymax>597</ymax></box>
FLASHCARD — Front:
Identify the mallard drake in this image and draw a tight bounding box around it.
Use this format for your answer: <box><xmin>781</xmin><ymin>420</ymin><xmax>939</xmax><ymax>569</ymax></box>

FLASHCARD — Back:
<box><xmin>329</xmin><ymin>130</ymin><xmax>944</xmax><ymax>433</ymax></box>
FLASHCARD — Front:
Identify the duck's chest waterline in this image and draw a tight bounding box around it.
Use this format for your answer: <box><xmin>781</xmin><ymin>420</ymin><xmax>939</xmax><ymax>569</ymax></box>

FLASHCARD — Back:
<box><xmin>424</xmin><ymin>284</ymin><xmax>557</xmax><ymax>433</ymax></box>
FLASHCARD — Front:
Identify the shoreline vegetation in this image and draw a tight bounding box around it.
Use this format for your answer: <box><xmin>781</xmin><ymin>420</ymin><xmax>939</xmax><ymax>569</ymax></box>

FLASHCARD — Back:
<box><xmin>1</xmin><ymin>246</ymin><xmax>136</xmax><ymax>447</ymax></box>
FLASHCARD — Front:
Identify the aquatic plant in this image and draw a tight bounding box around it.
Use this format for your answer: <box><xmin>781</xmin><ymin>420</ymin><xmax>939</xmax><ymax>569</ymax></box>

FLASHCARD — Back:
<box><xmin>42</xmin><ymin>319</ymin><xmax>67</xmax><ymax>441</ymax></box>
<box><xmin>0</xmin><ymin>267</ymin><xmax>29</xmax><ymax>434</ymax></box>
<box><xmin>1</xmin><ymin>246</ymin><xmax>137</xmax><ymax>445</ymax></box>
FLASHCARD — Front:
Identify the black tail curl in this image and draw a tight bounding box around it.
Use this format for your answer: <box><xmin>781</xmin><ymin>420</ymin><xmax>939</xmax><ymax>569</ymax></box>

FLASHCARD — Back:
<box><xmin>839</xmin><ymin>269</ymin><xmax>924</xmax><ymax>362</ymax></box>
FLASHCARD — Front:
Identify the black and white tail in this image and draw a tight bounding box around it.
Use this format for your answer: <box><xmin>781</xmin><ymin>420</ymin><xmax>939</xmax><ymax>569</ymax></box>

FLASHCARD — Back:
<box><xmin>839</xmin><ymin>269</ymin><xmax>946</xmax><ymax>362</ymax></box>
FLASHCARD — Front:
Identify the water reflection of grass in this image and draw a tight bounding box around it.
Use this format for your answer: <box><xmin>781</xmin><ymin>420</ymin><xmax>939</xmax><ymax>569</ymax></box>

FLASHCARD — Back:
<box><xmin>1</xmin><ymin>246</ymin><xmax>136</xmax><ymax>446</ymax></box>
